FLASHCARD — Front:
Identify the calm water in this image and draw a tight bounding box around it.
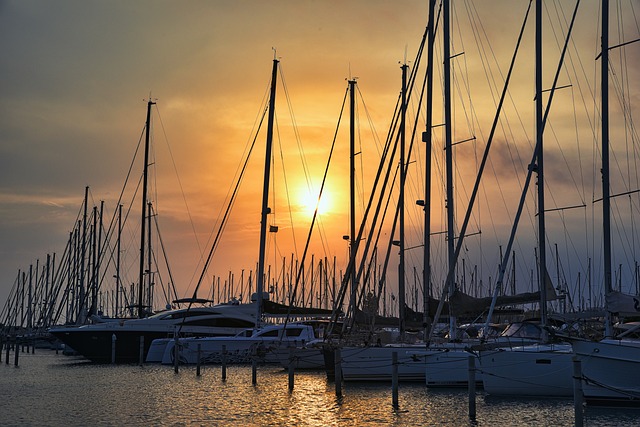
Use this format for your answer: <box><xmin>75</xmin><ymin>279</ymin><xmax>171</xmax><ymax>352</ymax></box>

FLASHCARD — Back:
<box><xmin>1</xmin><ymin>350</ymin><xmax>639</xmax><ymax>426</ymax></box>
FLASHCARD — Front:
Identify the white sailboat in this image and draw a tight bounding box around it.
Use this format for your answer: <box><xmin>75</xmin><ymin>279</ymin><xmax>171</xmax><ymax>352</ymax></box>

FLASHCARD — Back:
<box><xmin>156</xmin><ymin>322</ymin><xmax>320</xmax><ymax>365</ymax></box>
<box><xmin>479</xmin><ymin>0</ymin><xmax>579</xmax><ymax>398</ymax></box>
<box><xmin>570</xmin><ymin>0</ymin><xmax>640</xmax><ymax>406</ymax></box>
<box><xmin>164</xmin><ymin>56</ymin><xmax>337</xmax><ymax>366</ymax></box>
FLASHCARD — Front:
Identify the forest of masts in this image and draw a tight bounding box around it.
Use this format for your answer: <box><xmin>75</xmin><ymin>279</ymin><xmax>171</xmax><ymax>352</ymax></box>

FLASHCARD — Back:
<box><xmin>3</xmin><ymin>187</ymin><xmax>629</xmax><ymax>337</ymax></box>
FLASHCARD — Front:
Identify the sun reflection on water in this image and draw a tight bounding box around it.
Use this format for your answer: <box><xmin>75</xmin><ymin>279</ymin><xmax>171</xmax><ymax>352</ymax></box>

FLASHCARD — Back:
<box><xmin>2</xmin><ymin>352</ymin><xmax>637</xmax><ymax>426</ymax></box>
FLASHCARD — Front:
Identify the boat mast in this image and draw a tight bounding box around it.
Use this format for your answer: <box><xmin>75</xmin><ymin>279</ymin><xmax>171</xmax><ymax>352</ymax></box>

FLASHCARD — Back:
<box><xmin>138</xmin><ymin>99</ymin><xmax>155</xmax><ymax>318</ymax></box>
<box><xmin>256</xmin><ymin>57</ymin><xmax>279</xmax><ymax>327</ymax></box>
<box><xmin>399</xmin><ymin>62</ymin><xmax>408</xmax><ymax>337</ymax></box>
<box><xmin>147</xmin><ymin>201</ymin><xmax>153</xmax><ymax>312</ymax></box>
<box><xmin>77</xmin><ymin>186</ymin><xmax>88</xmax><ymax>324</ymax></box>
<box><xmin>535</xmin><ymin>0</ymin><xmax>548</xmax><ymax>329</ymax></box>
<box><xmin>443</xmin><ymin>0</ymin><xmax>457</xmax><ymax>340</ymax></box>
<box><xmin>348</xmin><ymin>78</ymin><xmax>357</xmax><ymax>325</ymax></box>
<box><xmin>601</xmin><ymin>0</ymin><xmax>612</xmax><ymax>338</ymax></box>
<box><xmin>423</xmin><ymin>0</ymin><xmax>436</xmax><ymax>342</ymax></box>
<box><xmin>91</xmin><ymin>205</ymin><xmax>97</xmax><ymax>315</ymax></box>
<box><xmin>116</xmin><ymin>203</ymin><xmax>122</xmax><ymax>317</ymax></box>
<box><xmin>97</xmin><ymin>200</ymin><xmax>104</xmax><ymax>314</ymax></box>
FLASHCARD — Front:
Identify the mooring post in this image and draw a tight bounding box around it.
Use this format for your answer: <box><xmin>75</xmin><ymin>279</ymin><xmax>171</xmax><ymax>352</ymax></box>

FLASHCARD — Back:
<box><xmin>288</xmin><ymin>346</ymin><xmax>295</xmax><ymax>392</ymax></box>
<box><xmin>573</xmin><ymin>356</ymin><xmax>584</xmax><ymax>427</ymax></box>
<box><xmin>111</xmin><ymin>333</ymin><xmax>116</xmax><ymax>364</ymax></box>
<box><xmin>468</xmin><ymin>355</ymin><xmax>477</xmax><ymax>421</ymax></box>
<box><xmin>174</xmin><ymin>335</ymin><xmax>179</xmax><ymax>374</ymax></box>
<box><xmin>5</xmin><ymin>338</ymin><xmax>9</xmax><ymax>364</ymax></box>
<box><xmin>221</xmin><ymin>345</ymin><xmax>227</xmax><ymax>381</ymax></box>
<box><xmin>334</xmin><ymin>347</ymin><xmax>342</xmax><ymax>398</ymax></box>
<box><xmin>392</xmin><ymin>351</ymin><xmax>399</xmax><ymax>408</ymax></box>
<box><xmin>251</xmin><ymin>347</ymin><xmax>258</xmax><ymax>386</ymax></box>
<box><xmin>139</xmin><ymin>336</ymin><xmax>144</xmax><ymax>366</ymax></box>
<box><xmin>196</xmin><ymin>343</ymin><xmax>202</xmax><ymax>377</ymax></box>
<box><xmin>14</xmin><ymin>339</ymin><xmax>19</xmax><ymax>367</ymax></box>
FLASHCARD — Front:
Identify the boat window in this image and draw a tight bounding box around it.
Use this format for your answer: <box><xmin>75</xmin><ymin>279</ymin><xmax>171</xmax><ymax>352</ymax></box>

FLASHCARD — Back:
<box><xmin>501</xmin><ymin>322</ymin><xmax>541</xmax><ymax>339</ymax></box>
<box><xmin>285</xmin><ymin>328</ymin><xmax>304</xmax><ymax>337</ymax></box>
<box><xmin>181</xmin><ymin>318</ymin><xmax>255</xmax><ymax>328</ymax></box>
<box><xmin>158</xmin><ymin>309</ymin><xmax>220</xmax><ymax>320</ymax></box>
<box><xmin>258</xmin><ymin>329</ymin><xmax>280</xmax><ymax>337</ymax></box>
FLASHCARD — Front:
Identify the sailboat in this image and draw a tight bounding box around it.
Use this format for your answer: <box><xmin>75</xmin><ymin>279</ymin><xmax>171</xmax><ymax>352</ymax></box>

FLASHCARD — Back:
<box><xmin>480</xmin><ymin>0</ymin><xmax>640</xmax><ymax>399</ymax></box>
<box><xmin>477</xmin><ymin>0</ymin><xmax>578</xmax><ymax>397</ymax></box>
<box><xmin>49</xmin><ymin>100</ymin><xmax>266</xmax><ymax>363</ymax></box>
<box><xmin>161</xmin><ymin>58</ymin><xmax>281</xmax><ymax>366</ymax></box>
<box><xmin>569</xmin><ymin>0</ymin><xmax>640</xmax><ymax>406</ymax></box>
<box><xmin>335</xmin><ymin>55</ymin><xmax>432</xmax><ymax>382</ymax></box>
<box><xmin>164</xmin><ymin>57</ymin><xmax>335</xmax><ymax>366</ymax></box>
<box><xmin>335</xmin><ymin>0</ymin><xmax>546</xmax><ymax>384</ymax></box>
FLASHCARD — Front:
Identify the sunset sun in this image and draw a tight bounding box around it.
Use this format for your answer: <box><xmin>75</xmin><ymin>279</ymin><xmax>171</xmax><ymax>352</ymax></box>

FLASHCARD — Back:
<box><xmin>297</xmin><ymin>185</ymin><xmax>334</xmax><ymax>216</ymax></box>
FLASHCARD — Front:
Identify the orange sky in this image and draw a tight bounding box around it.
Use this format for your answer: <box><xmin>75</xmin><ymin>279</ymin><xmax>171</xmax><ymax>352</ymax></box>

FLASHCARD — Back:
<box><xmin>1</xmin><ymin>1</ymin><xmax>639</xmax><ymax>317</ymax></box>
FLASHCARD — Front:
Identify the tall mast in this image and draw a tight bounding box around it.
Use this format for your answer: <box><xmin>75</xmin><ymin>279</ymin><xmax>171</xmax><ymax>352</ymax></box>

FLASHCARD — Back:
<box><xmin>91</xmin><ymin>205</ymin><xmax>97</xmax><ymax>315</ymax></box>
<box><xmin>348</xmin><ymin>78</ymin><xmax>357</xmax><ymax>322</ymax></box>
<box><xmin>138</xmin><ymin>99</ymin><xmax>155</xmax><ymax>318</ymax></box>
<box><xmin>443</xmin><ymin>0</ymin><xmax>457</xmax><ymax>339</ymax></box>
<box><xmin>97</xmin><ymin>200</ymin><xmax>104</xmax><ymax>313</ymax></box>
<box><xmin>147</xmin><ymin>201</ymin><xmax>153</xmax><ymax>311</ymax></box>
<box><xmin>399</xmin><ymin>63</ymin><xmax>408</xmax><ymax>337</ymax></box>
<box><xmin>77</xmin><ymin>186</ymin><xmax>88</xmax><ymax>324</ymax></box>
<box><xmin>256</xmin><ymin>58</ymin><xmax>279</xmax><ymax>327</ymax></box>
<box><xmin>27</xmin><ymin>264</ymin><xmax>33</xmax><ymax>331</ymax></box>
<box><xmin>116</xmin><ymin>203</ymin><xmax>122</xmax><ymax>317</ymax></box>
<box><xmin>535</xmin><ymin>0</ymin><xmax>548</xmax><ymax>328</ymax></box>
<box><xmin>601</xmin><ymin>0</ymin><xmax>612</xmax><ymax>337</ymax></box>
<box><xmin>423</xmin><ymin>0</ymin><xmax>436</xmax><ymax>337</ymax></box>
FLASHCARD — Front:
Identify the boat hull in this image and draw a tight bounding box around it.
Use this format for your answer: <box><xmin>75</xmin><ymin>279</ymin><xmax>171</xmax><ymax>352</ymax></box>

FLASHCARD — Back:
<box><xmin>422</xmin><ymin>347</ymin><xmax>482</xmax><ymax>388</ymax></box>
<box><xmin>480</xmin><ymin>344</ymin><xmax>573</xmax><ymax>397</ymax></box>
<box><xmin>50</xmin><ymin>326</ymin><xmax>172</xmax><ymax>363</ymax></box>
<box><xmin>272</xmin><ymin>345</ymin><xmax>326</xmax><ymax>370</ymax></box>
<box><xmin>160</xmin><ymin>324</ymin><xmax>318</xmax><ymax>365</ymax></box>
<box><xmin>572</xmin><ymin>339</ymin><xmax>640</xmax><ymax>406</ymax></box>
<box><xmin>337</xmin><ymin>346</ymin><xmax>427</xmax><ymax>382</ymax></box>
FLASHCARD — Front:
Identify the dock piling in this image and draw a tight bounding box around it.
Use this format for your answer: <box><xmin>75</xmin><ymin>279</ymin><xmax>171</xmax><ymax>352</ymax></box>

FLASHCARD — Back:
<box><xmin>196</xmin><ymin>344</ymin><xmax>201</xmax><ymax>377</ymax></box>
<box><xmin>392</xmin><ymin>351</ymin><xmax>399</xmax><ymax>408</ymax></box>
<box><xmin>111</xmin><ymin>334</ymin><xmax>116</xmax><ymax>364</ymax></box>
<box><xmin>573</xmin><ymin>357</ymin><xmax>584</xmax><ymax>427</ymax></box>
<box><xmin>222</xmin><ymin>345</ymin><xmax>227</xmax><ymax>381</ymax></box>
<box><xmin>334</xmin><ymin>348</ymin><xmax>342</xmax><ymax>398</ymax></box>
<box><xmin>288</xmin><ymin>346</ymin><xmax>295</xmax><ymax>391</ymax></box>
<box><xmin>468</xmin><ymin>355</ymin><xmax>476</xmax><ymax>421</ymax></box>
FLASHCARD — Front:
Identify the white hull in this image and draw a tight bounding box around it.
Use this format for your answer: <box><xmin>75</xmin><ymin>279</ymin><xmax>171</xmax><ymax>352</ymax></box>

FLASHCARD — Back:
<box><xmin>422</xmin><ymin>345</ymin><xmax>482</xmax><ymax>388</ymax></box>
<box><xmin>480</xmin><ymin>343</ymin><xmax>573</xmax><ymax>397</ymax></box>
<box><xmin>146</xmin><ymin>338</ymin><xmax>172</xmax><ymax>363</ymax></box>
<box><xmin>49</xmin><ymin>304</ymin><xmax>257</xmax><ymax>363</ymax></box>
<box><xmin>572</xmin><ymin>339</ymin><xmax>640</xmax><ymax>406</ymax></box>
<box><xmin>339</xmin><ymin>345</ymin><xmax>427</xmax><ymax>381</ymax></box>
<box><xmin>272</xmin><ymin>344</ymin><xmax>326</xmax><ymax>370</ymax></box>
<box><xmin>159</xmin><ymin>323</ymin><xmax>317</xmax><ymax>365</ymax></box>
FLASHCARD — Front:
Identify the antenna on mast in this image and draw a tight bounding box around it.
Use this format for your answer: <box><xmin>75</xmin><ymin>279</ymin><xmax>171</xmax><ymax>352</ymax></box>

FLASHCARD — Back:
<box><xmin>346</xmin><ymin>63</ymin><xmax>358</xmax><ymax>82</ymax></box>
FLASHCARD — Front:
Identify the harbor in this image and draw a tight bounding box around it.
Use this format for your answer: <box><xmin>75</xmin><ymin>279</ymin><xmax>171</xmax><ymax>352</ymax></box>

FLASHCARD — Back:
<box><xmin>2</xmin><ymin>1</ymin><xmax>640</xmax><ymax>425</ymax></box>
<box><xmin>5</xmin><ymin>349</ymin><xmax>636</xmax><ymax>427</ymax></box>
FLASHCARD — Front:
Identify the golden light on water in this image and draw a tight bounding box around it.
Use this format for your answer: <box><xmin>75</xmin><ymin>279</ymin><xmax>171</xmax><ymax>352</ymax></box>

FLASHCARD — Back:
<box><xmin>2</xmin><ymin>353</ymin><xmax>578</xmax><ymax>426</ymax></box>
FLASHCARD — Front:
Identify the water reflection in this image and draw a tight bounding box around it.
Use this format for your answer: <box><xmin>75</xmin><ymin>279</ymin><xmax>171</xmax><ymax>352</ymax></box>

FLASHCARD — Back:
<box><xmin>1</xmin><ymin>351</ymin><xmax>638</xmax><ymax>426</ymax></box>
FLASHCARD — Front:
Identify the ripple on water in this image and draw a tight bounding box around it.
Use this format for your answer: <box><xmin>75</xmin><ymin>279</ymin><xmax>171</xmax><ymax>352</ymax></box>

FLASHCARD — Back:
<box><xmin>1</xmin><ymin>351</ymin><xmax>638</xmax><ymax>426</ymax></box>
